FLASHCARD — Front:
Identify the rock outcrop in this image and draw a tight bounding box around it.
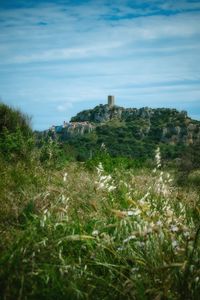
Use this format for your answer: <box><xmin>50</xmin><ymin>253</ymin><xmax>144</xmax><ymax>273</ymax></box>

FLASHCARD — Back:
<box><xmin>70</xmin><ymin>104</ymin><xmax>200</xmax><ymax>145</ymax></box>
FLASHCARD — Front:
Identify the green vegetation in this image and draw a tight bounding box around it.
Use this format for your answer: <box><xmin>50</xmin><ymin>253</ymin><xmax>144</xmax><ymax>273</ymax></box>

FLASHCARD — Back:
<box><xmin>0</xmin><ymin>102</ymin><xmax>33</xmax><ymax>162</ymax></box>
<box><xmin>0</xmin><ymin>103</ymin><xmax>200</xmax><ymax>299</ymax></box>
<box><xmin>53</xmin><ymin>104</ymin><xmax>200</xmax><ymax>163</ymax></box>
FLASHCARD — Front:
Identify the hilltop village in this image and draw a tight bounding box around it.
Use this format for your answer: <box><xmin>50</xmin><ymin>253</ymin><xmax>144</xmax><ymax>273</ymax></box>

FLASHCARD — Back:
<box><xmin>50</xmin><ymin>95</ymin><xmax>115</xmax><ymax>135</ymax></box>
<box><xmin>50</xmin><ymin>121</ymin><xmax>95</xmax><ymax>135</ymax></box>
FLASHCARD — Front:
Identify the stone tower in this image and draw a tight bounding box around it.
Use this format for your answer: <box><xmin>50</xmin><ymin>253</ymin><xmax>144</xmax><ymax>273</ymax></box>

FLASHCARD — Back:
<box><xmin>108</xmin><ymin>95</ymin><xmax>115</xmax><ymax>107</ymax></box>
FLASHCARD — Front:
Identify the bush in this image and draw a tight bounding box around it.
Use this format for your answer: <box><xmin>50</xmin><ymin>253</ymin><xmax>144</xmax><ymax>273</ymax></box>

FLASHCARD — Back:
<box><xmin>176</xmin><ymin>141</ymin><xmax>200</xmax><ymax>188</ymax></box>
<box><xmin>0</xmin><ymin>102</ymin><xmax>32</xmax><ymax>136</ymax></box>
<box><xmin>0</xmin><ymin>103</ymin><xmax>34</xmax><ymax>162</ymax></box>
<box><xmin>85</xmin><ymin>151</ymin><xmax>146</xmax><ymax>172</ymax></box>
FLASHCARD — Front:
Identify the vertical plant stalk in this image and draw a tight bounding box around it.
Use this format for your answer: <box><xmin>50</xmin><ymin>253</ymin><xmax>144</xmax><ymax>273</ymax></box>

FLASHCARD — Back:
<box><xmin>181</xmin><ymin>225</ymin><xmax>200</xmax><ymax>299</ymax></box>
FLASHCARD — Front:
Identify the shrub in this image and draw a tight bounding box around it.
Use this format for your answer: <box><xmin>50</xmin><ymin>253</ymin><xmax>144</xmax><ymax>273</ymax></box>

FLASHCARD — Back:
<box><xmin>0</xmin><ymin>102</ymin><xmax>32</xmax><ymax>136</ymax></box>
<box><xmin>0</xmin><ymin>103</ymin><xmax>33</xmax><ymax>162</ymax></box>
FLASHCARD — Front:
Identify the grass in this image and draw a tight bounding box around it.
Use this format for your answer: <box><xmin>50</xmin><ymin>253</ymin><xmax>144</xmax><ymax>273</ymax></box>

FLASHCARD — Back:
<box><xmin>0</xmin><ymin>149</ymin><xmax>200</xmax><ymax>299</ymax></box>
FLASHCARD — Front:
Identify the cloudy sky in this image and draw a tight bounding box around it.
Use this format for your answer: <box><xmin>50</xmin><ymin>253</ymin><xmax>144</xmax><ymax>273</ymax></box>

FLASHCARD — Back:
<box><xmin>0</xmin><ymin>0</ymin><xmax>200</xmax><ymax>130</ymax></box>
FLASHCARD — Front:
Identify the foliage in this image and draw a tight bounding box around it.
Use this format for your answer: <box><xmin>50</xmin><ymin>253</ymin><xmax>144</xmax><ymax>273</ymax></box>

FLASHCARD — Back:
<box><xmin>0</xmin><ymin>102</ymin><xmax>32</xmax><ymax>136</ymax></box>
<box><xmin>86</xmin><ymin>150</ymin><xmax>146</xmax><ymax>172</ymax></box>
<box><xmin>0</xmin><ymin>127</ymin><xmax>34</xmax><ymax>162</ymax></box>
<box><xmin>39</xmin><ymin>137</ymin><xmax>67</xmax><ymax>168</ymax></box>
<box><xmin>0</xmin><ymin>104</ymin><xmax>199</xmax><ymax>299</ymax></box>
<box><xmin>54</xmin><ymin>105</ymin><xmax>200</xmax><ymax>162</ymax></box>
<box><xmin>176</xmin><ymin>141</ymin><xmax>200</xmax><ymax>189</ymax></box>
<box><xmin>0</xmin><ymin>103</ymin><xmax>33</xmax><ymax>162</ymax></box>
<box><xmin>0</xmin><ymin>147</ymin><xmax>199</xmax><ymax>299</ymax></box>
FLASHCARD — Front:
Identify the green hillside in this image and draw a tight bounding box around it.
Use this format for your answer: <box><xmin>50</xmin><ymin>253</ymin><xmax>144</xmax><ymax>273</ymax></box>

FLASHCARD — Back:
<box><xmin>48</xmin><ymin>104</ymin><xmax>200</xmax><ymax>162</ymax></box>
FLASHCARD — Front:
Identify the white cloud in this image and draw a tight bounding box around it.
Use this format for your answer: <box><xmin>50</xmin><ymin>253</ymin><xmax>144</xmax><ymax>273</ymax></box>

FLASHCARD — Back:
<box><xmin>11</xmin><ymin>42</ymin><xmax>123</xmax><ymax>64</ymax></box>
<box><xmin>57</xmin><ymin>102</ymin><xmax>73</xmax><ymax>112</ymax></box>
<box><xmin>1</xmin><ymin>2</ymin><xmax>200</xmax><ymax>64</ymax></box>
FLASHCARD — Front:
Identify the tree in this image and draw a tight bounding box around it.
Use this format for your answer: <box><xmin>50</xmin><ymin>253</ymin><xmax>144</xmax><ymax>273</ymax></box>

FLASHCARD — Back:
<box><xmin>0</xmin><ymin>102</ymin><xmax>33</xmax><ymax>161</ymax></box>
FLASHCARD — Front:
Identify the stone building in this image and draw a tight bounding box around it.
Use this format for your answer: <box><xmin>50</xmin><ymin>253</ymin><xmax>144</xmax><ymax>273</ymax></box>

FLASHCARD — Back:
<box><xmin>108</xmin><ymin>95</ymin><xmax>115</xmax><ymax>107</ymax></box>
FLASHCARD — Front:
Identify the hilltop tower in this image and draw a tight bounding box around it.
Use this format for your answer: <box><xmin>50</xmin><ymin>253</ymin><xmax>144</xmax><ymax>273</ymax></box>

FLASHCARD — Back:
<box><xmin>108</xmin><ymin>95</ymin><xmax>115</xmax><ymax>107</ymax></box>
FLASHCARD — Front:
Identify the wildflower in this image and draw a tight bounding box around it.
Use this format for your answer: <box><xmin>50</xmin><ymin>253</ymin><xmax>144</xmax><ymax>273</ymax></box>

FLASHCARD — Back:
<box><xmin>155</xmin><ymin>147</ymin><xmax>161</xmax><ymax>168</ymax></box>
<box><xmin>123</xmin><ymin>235</ymin><xmax>136</xmax><ymax>243</ymax></box>
<box><xmin>63</xmin><ymin>172</ymin><xmax>68</xmax><ymax>182</ymax></box>
<box><xmin>170</xmin><ymin>225</ymin><xmax>179</xmax><ymax>232</ymax></box>
<box><xmin>96</xmin><ymin>163</ymin><xmax>116</xmax><ymax>192</ymax></box>
<box><xmin>101</xmin><ymin>143</ymin><xmax>107</xmax><ymax>151</ymax></box>
<box><xmin>183</xmin><ymin>231</ymin><xmax>190</xmax><ymax>238</ymax></box>
<box><xmin>131</xmin><ymin>267</ymin><xmax>139</xmax><ymax>273</ymax></box>
<box><xmin>162</xmin><ymin>185</ymin><xmax>169</xmax><ymax>197</ymax></box>
<box><xmin>92</xmin><ymin>230</ymin><xmax>99</xmax><ymax>237</ymax></box>
<box><xmin>127</xmin><ymin>209</ymin><xmax>141</xmax><ymax>216</ymax></box>
<box><xmin>98</xmin><ymin>182</ymin><xmax>105</xmax><ymax>189</ymax></box>
<box><xmin>136</xmin><ymin>241</ymin><xmax>145</xmax><ymax>247</ymax></box>
<box><xmin>156</xmin><ymin>220</ymin><xmax>163</xmax><ymax>226</ymax></box>
<box><xmin>139</xmin><ymin>199</ymin><xmax>145</xmax><ymax>206</ymax></box>
<box><xmin>108</xmin><ymin>185</ymin><xmax>116</xmax><ymax>192</ymax></box>
<box><xmin>117</xmin><ymin>246</ymin><xmax>125</xmax><ymax>251</ymax></box>
<box><xmin>172</xmin><ymin>240</ymin><xmax>178</xmax><ymax>248</ymax></box>
<box><xmin>99</xmin><ymin>175</ymin><xmax>112</xmax><ymax>186</ymax></box>
<box><xmin>96</xmin><ymin>163</ymin><xmax>104</xmax><ymax>174</ymax></box>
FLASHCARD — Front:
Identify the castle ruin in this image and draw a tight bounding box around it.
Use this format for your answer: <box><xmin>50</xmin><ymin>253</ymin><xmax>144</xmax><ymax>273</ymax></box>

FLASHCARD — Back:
<box><xmin>108</xmin><ymin>95</ymin><xmax>115</xmax><ymax>107</ymax></box>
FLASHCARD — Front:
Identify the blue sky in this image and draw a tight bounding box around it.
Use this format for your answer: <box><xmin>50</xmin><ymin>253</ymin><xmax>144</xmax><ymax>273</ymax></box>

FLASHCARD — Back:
<box><xmin>0</xmin><ymin>0</ymin><xmax>200</xmax><ymax>130</ymax></box>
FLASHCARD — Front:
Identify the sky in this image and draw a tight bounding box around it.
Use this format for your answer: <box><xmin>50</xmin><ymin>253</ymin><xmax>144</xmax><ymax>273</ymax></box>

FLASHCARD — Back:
<box><xmin>0</xmin><ymin>0</ymin><xmax>200</xmax><ymax>130</ymax></box>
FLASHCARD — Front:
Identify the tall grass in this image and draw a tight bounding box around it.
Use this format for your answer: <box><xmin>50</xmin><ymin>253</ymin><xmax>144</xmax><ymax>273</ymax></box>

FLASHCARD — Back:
<box><xmin>0</xmin><ymin>148</ymin><xmax>199</xmax><ymax>299</ymax></box>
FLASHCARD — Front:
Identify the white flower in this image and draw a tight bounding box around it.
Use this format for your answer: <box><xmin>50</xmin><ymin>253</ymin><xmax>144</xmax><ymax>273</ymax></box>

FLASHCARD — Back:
<box><xmin>183</xmin><ymin>231</ymin><xmax>190</xmax><ymax>237</ymax></box>
<box><xmin>100</xmin><ymin>175</ymin><xmax>112</xmax><ymax>184</ymax></box>
<box><xmin>96</xmin><ymin>163</ymin><xmax>104</xmax><ymax>174</ymax></box>
<box><xmin>156</xmin><ymin>220</ymin><xmax>163</xmax><ymax>227</ymax></box>
<box><xmin>139</xmin><ymin>199</ymin><xmax>145</xmax><ymax>206</ymax></box>
<box><xmin>117</xmin><ymin>246</ymin><xmax>125</xmax><ymax>251</ymax></box>
<box><xmin>155</xmin><ymin>147</ymin><xmax>161</xmax><ymax>167</ymax></box>
<box><xmin>101</xmin><ymin>143</ymin><xmax>106</xmax><ymax>150</ymax></box>
<box><xmin>63</xmin><ymin>172</ymin><xmax>68</xmax><ymax>182</ymax></box>
<box><xmin>92</xmin><ymin>230</ymin><xmax>99</xmax><ymax>236</ymax></box>
<box><xmin>135</xmin><ymin>241</ymin><xmax>145</xmax><ymax>247</ymax></box>
<box><xmin>131</xmin><ymin>267</ymin><xmax>139</xmax><ymax>273</ymax></box>
<box><xmin>99</xmin><ymin>175</ymin><xmax>107</xmax><ymax>181</ymax></box>
<box><xmin>172</xmin><ymin>240</ymin><xmax>178</xmax><ymax>248</ymax></box>
<box><xmin>108</xmin><ymin>185</ymin><xmax>116</xmax><ymax>192</ymax></box>
<box><xmin>127</xmin><ymin>209</ymin><xmax>141</xmax><ymax>216</ymax></box>
<box><xmin>170</xmin><ymin>225</ymin><xmax>179</xmax><ymax>232</ymax></box>
<box><xmin>123</xmin><ymin>235</ymin><xmax>136</xmax><ymax>243</ymax></box>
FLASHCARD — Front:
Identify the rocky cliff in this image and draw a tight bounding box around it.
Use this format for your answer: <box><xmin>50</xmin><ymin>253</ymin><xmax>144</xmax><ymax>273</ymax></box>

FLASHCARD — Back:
<box><xmin>70</xmin><ymin>104</ymin><xmax>200</xmax><ymax>146</ymax></box>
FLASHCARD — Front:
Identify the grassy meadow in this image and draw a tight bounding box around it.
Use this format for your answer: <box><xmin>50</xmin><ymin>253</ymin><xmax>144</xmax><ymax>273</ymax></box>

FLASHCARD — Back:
<box><xmin>0</xmin><ymin>104</ymin><xmax>200</xmax><ymax>299</ymax></box>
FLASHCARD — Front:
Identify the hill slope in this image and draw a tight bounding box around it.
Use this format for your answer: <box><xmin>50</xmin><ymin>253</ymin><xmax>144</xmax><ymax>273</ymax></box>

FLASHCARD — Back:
<box><xmin>49</xmin><ymin>104</ymin><xmax>200</xmax><ymax>160</ymax></box>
